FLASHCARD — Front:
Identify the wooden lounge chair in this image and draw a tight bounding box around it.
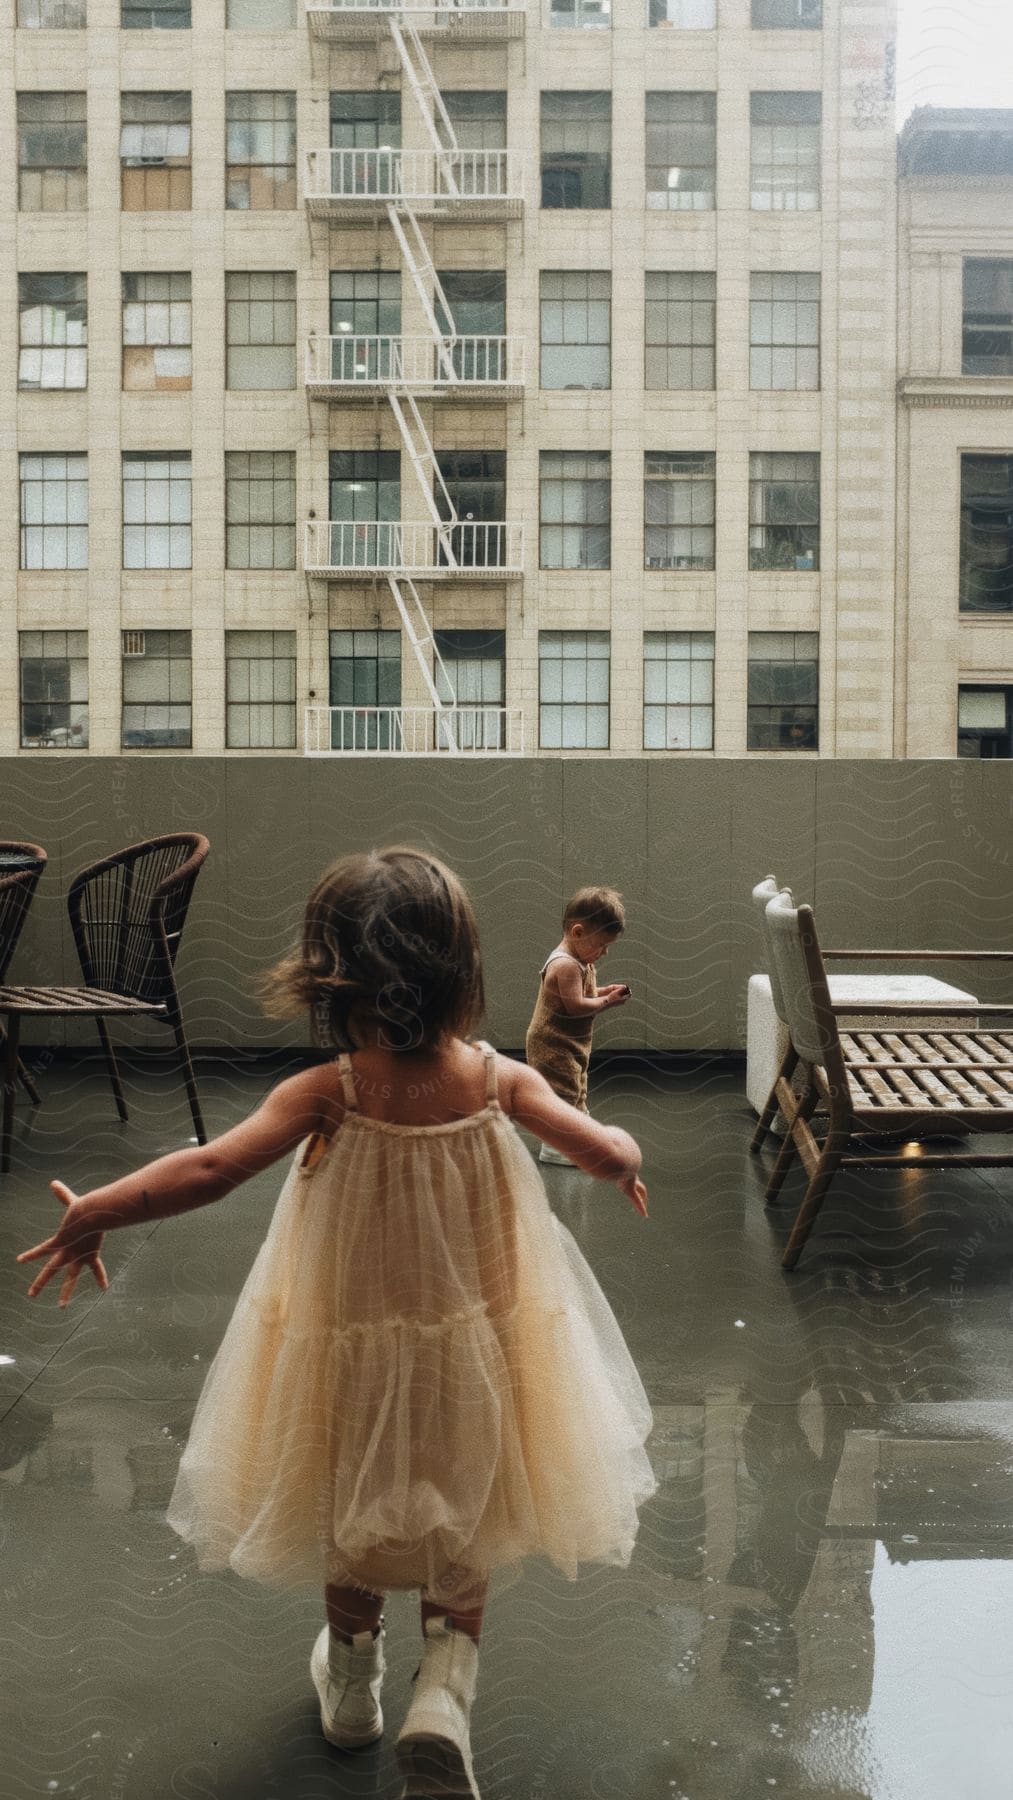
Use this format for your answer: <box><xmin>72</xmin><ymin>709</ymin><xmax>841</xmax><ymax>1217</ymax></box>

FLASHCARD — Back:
<box><xmin>0</xmin><ymin>834</ymin><xmax>209</xmax><ymax>1172</ymax></box>
<box><xmin>762</xmin><ymin>889</ymin><xmax>1013</xmax><ymax>1270</ymax></box>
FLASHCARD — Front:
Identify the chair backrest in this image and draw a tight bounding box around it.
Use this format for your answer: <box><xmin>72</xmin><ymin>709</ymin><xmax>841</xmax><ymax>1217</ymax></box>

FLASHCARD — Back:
<box><xmin>68</xmin><ymin>834</ymin><xmax>210</xmax><ymax>1003</ymax></box>
<box><xmin>751</xmin><ymin>873</ymin><xmax>787</xmax><ymax>1020</ymax></box>
<box><xmin>764</xmin><ymin>889</ymin><xmax>848</xmax><ymax>1092</ymax></box>
<box><xmin>0</xmin><ymin>842</ymin><xmax>48</xmax><ymax>983</ymax></box>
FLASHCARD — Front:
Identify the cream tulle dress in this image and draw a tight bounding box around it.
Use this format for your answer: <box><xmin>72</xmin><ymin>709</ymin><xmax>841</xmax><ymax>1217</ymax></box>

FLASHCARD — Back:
<box><xmin>167</xmin><ymin>1043</ymin><xmax>656</xmax><ymax>1605</ymax></box>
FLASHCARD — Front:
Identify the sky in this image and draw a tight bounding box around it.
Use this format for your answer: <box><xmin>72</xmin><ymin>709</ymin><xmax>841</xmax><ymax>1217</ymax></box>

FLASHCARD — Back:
<box><xmin>897</xmin><ymin>0</ymin><xmax>1013</xmax><ymax>121</ymax></box>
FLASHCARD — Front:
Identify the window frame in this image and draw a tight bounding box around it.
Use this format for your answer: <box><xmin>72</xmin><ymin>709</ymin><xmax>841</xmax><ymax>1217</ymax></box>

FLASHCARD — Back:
<box><xmin>959</xmin><ymin>453</ymin><xmax>1013</xmax><ymax>614</ymax></box>
<box><xmin>540</xmin><ymin>90</ymin><xmax>612</xmax><ymax>211</ymax></box>
<box><xmin>539</xmin><ymin>450</ymin><xmax>611</xmax><ymax>571</ymax></box>
<box><xmin>749</xmin><ymin>271</ymin><xmax>821</xmax><ymax>391</ymax></box>
<box><xmin>540</xmin><ymin>269</ymin><xmax>611</xmax><ymax>391</ymax></box>
<box><xmin>963</xmin><ymin>259</ymin><xmax>1013</xmax><ymax>378</ymax></box>
<box><xmin>644</xmin><ymin>451</ymin><xmax>716</xmax><ymax>571</ymax></box>
<box><xmin>225</xmin><ymin>90</ymin><xmax>297</xmax><ymax>211</ymax></box>
<box><xmin>645</xmin><ymin>271</ymin><xmax>715</xmax><ymax>390</ymax></box>
<box><xmin>746</xmin><ymin>630</ymin><xmax>819</xmax><ymax>750</ymax></box>
<box><xmin>538</xmin><ymin>629</ymin><xmax>611</xmax><ymax>750</ymax></box>
<box><xmin>645</xmin><ymin>91</ymin><xmax>716</xmax><ymax>213</ymax></box>
<box><xmin>225</xmin><ymin>450</ymin><xmax>297</xmax><ymax>570</ymax></box>
<box><xmin>121</xmin><ymin>452</ymin><xmax>192</xmax><ymax>570</ymax></box>
<box><xmin>19</xmin><ymin>453</ymin><xmax>88</xmax><ymax>570</ymax></box>
<box><xmin>643</xmin><ymin>631</ymin><xmax>715</xmax><ymax>751</ymax></box>
<box><xmin>17</xmin><ymin>91</ymin><xmax>87</xmax><ymax>211</ymax></box>
<box><xmin>121</xmin><ymin>629</ymin><xmax>193</xmax><ymax>749</ymax></box>
<box><xmin>18</xmin><ymin>272</ymin><xmax>87</xmax><ymax>391</ymax></box>
<box><xmin>225</xmin><ymin>270</ymin><xmax>297</xmax><ymax>390</ymax></box>
<box><xmin>748</xmin><ymin>451</ymin><xmax>820</xmax><ymax>572</ymax></box>
<box><xmin>120</xmin><ymin>91</ymin><xmax>192</xmax><ymax>211</ymax></box>
<box><xmin>19</xmin><ymin>629</ymin><xmax>89</xmax><ymax>750</ymax></box>
<box><xmin>225</xmin><ymin>630</ymin><xmax>297</xmax><ymax>749</ymax></box>
<box><xmin>122</xmin><ymin>272</ymin><xmax>192</xmax><ymax>391</ymax></box>
<box><xmin>749</xmin><ymin>91</ymin><xmax>821</xmax><ymax>213</ymax></box>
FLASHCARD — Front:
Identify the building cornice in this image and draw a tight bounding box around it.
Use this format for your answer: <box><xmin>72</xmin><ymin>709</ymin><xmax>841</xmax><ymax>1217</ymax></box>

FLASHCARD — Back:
<box><xmin>899</xmin><ymin>376</ymin><xmax>1013</xmax><ymax>409</ymax></box>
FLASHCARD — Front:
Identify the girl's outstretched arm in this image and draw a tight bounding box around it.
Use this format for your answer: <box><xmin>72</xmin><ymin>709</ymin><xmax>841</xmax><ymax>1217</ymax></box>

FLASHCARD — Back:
<box><xmin>17</xmin><ymin>1064</ymin><xmax>340</xmax><ymax>1307</ymax></box>
<box><xmin>503</xmin><ymin>1059</ymin><xmax>648</xmax><ymax>1217</ymax></box>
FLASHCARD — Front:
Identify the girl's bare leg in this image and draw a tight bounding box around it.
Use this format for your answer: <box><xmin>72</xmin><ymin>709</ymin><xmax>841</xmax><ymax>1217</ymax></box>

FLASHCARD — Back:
<box><xmin>421</xmin><ymin>1585</ymin><xmax>487</xmax><ymax>1643</ymax></box>
<box><xmin>326</xmin><ymin>1582</ymin><xmax>385</xmax><ymax>1642</ymax></box>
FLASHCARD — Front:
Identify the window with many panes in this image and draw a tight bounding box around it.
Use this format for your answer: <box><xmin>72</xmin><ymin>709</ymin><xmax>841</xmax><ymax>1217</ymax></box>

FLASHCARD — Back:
<box><xmin>120</xmin><ymin>92</ymin><xmax>191</xmax><ymax>210</ymax></box>
<box><xmin>963</xmin><ymin>260</ymin><xmax>1013</xmax><ymax>376</ymax></box>
<box><xmin>750</xmin><ymin>273</ymin><xmax>820</xmax><ymax>389</ymax></box>
<box><xmin>540</xmin><ymin>452</ymin><xmax>610</xmax><ymax>569</ymax></box>
<box><xmin>752</xmin><ymin>0</ymin><xmax>821</xmax><ymax>23</ymax></box>
<box><xmin>329</xmin><ymin>270</ymin><xmax>401</xmax><ymax>381</ymax></box>
<box><xmin>643</xmin><ymin>632</ymin><xmax>714</xmax><ymax>750</ymax></box>
<box><xmin>440</xmin><ymin>92</ymin><xmax>506</xmax><ymax>196</ymax></box>
<box><xmin>645</xmin><ymin>272</ymin><xmax>715</xmax><ymax>389</ymax></box>
<box><xmin>958</xmin><ymin>687</ymin><xmax>1013</xmax><ymax>758</ymax></box>
<box><xmin>435</xmin><ymin>452</ymin><xmax>507</xmax><ymax>568</ymax></box>
<box><xmin>122</xmin><ymin>454</ymin><xmax>191</xmax><ymax>569</ymax></box>
<box><xmin>226</xmin><ymin>452</ymin><xmax>296</xmax><ymax>569</ymax></box>
<box><xmin>18</xmin><ymin>274</ymin><xmax>86</xmax><ymax>390</ymax></box>
<box><xmin>550</xmin><ymin>0</ymin><xmax>610</xmax><ymax>29</ymax></box>
<box><xmin>748</xmin><ymin>452</ymin><xmax>820</xmax><ymax>570</ymax></box>
<box><xmin>750</xmin><ymin>92</ymin><xmax>821</xmax><ymax>210</ymax></box>
<box><xmin>435</xmin><ymin>629</ymin><xmax>506</xmax><ymax>750</ymax></box>
<box><xmin>329</xmin><ymin>630</ymin><xmax>401</xmax><ymax>751</ymax></box>
<box><xmin>436</xmin><ymin>271</ymin><xmax>506</xmax><ymax>380</ymax></box>
<box><xmin>17</xmin><ymin>92</ymin><xmax>86</xmax><ymax>211</ymax></box>
<box><xmin>649</xmin><ymin>0</ymin><xmax>714</xmax><ymax>22</ymax></box>
<box><xmin>226</xmin><ymin>631</ymin><xmax>296</xmax><ymax>748</ymax></box>
<box><xmin>122</xmin><ymin>0</ymin><xmax>189</xmax><ymax>25</ymax></box>
<box><xmin>122</xmin><ymin>274</ymin><xmax>192</xmax><ymax>391</ymax></box>
<box><xmin>646</xmin><ymin>92</ymin><xmax>716</xmax><ymax>212</ymax></box>
<box><xmin>329</xmin><ymin>451</ymin><xmax>400</xmax><ymax>566</ymax></box>
<box><xmin>227</xmin><ymin>0</ymin><xmax>294</xmax><ymax>23</ymax></box>
<box><xmin>20</xmin><ymin>632</ymin><xmax>88</xmax><ymax>749</ymax></box>
<box><xmin>747</xmin><ymin>632</ymin><xmax>818</xmax><ymax>749</ymax></box>
<box><xmin>330</xmin><ymin>93</ymin><xmax>401</xmax><ymax>194</ymax></box>
<box><xmin>644</xmin><ymin>453</ymin><xmax>715</xmax><ymax>570</ymax></box>
<box><xmin>20</xmin><ymin>455</ymin><xmax>87</xmax><ymax>569</ymax></box>
<box><xmin>959</xmin><ymin>455</ymin><xmax>1013</xmax><ymax>612</ymax></box>
<box><xmin>539</xmin><ymin>631</ymin><xmax>610</xmax><ymax>748</ymax></box>
<box><xmin>19</xmin><ymin>0</ymin><xmax>86</xmax><ymax>23</ymax></box>
<box><xmin>541</xmin><ymin>92</ymin><xmax>611</xmax><ymax>209</ymax></box>
<box><xmin>540</xmin><ymin>271</ymin><xmax>610</xmax><ymax>390</ymax></box>
<box><xmin>121</xmin><ymin>630</ymin><xmax>192</xmax><ymax>748</ymax></box>
<box><xmin>225</xmin><ymin>272</ymin><xmax>296</xmax><ymax>389</ymax></box>
<box><xmin>226</xmin><ymin>92</ymin><xmax>296</xmax><ymax>210</ymax></box>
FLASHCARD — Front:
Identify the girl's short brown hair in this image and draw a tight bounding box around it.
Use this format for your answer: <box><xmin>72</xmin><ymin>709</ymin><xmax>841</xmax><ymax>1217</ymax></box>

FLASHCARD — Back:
<box><xmin>563</xmin><ymin>886</ymin><xmax>625</xmax><ymax>935</ymax></box>
<box><xmin>262</xmin><ymin>846</ymin><xmax>485</xmax><ymax>1051</ymax></box>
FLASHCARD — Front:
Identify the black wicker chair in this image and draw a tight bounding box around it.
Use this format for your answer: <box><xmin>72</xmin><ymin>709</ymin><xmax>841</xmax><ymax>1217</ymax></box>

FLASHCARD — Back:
<box><xmin>0</xmin><ymin>834</ymin><xmax>209</xmax><ymax>1171</ymax></box>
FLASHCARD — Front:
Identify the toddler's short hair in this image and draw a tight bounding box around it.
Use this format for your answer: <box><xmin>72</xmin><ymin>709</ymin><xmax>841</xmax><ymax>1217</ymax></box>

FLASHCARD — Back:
<box><xmin>262</xmin><ymin>846</ymin><xmax>485</xmax><ymax>1051</ymax></box>
<box><xmin>563</xmin><ymin>886</ymin><xmax>625</xmax><ymax>936</ymax></box>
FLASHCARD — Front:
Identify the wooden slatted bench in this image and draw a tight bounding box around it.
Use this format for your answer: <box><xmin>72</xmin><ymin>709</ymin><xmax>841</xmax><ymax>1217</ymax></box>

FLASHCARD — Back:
<box><xmin>762</xmin><ymin>891</ymin><xmax>1013</xmax><ymax>1270</ymax></box>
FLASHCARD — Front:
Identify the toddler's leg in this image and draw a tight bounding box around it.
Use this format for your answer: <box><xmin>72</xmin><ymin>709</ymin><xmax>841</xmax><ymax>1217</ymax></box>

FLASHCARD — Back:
<box><xmin>326</xmin><ymin>1581</ymin><xmax>385</xmax><ymax>1641</ymax></box>
<box><xmin>421</xmin><ymin>1585</ymin><xmax>487</xmax><ymax>1644</ymax></box>
<box><xmin>312</xmin><ymin>1584</ymin><xmax>387</xmax><ymax>1749</ymax></box>
<box><xmin>398</xmin><ymin>1585</ymin><xmax>488</xmax><ymax>1796</ymax></box>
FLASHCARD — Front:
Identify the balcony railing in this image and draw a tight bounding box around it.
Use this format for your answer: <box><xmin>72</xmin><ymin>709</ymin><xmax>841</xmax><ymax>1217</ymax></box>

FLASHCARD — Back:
<box><xmin>305</xmin><ymin>705</ymin><xmax>526</xmax><ymax>755</ymax></box>
<box><xmin>304</xmin><ymin>519</ymin><xmax>524</xmax><ymax>577</ymax></box>
<box><xmin>305</xmin><ymin>333</ymin><xmax>525</xmax><ymax>397</ymax></box>
<box><xmin>306</xmin><ymin>0</ymin><xmax>525</xmax><ymax>37</ymax></box>
<box><xmin>304</xmin><ymin>148</ymin><xmax>523</xmax><ymax>217</ymax></box>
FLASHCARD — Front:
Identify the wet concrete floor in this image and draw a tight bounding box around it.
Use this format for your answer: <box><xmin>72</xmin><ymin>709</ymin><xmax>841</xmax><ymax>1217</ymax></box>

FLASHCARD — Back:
<box><xmin>2</xmin><ymin>1050</ymin><xmax>1013</xmax><ymax>1800</ymax></box>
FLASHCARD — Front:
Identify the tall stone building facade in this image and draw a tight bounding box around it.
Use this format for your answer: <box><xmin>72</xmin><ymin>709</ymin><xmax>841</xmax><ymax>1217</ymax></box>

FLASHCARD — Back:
<box><xmin>1</xmin><ymin>0</ymin><xmax>908</xmax><ymax>758</ymax></box>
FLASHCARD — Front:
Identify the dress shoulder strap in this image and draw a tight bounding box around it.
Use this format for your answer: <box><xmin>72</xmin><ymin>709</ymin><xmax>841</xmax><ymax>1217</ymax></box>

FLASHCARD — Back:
<box><xmin>335</xmin><ymin>1052</ymin><xmax>358</xmax><ymax>1112</ymax></box>
<box><xmin>540</xmin><ymin>950</ymin><xmax>579</xmax><ymax>977</ymax></box>
<box><xmin>476</xmin><ymin>1040</ymin><xmax>500</xmax><ymax>1108</ymax></box>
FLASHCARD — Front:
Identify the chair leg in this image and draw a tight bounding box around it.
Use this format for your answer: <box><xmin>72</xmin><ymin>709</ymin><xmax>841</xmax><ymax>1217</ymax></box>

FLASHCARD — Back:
<box><xmin>781</xmin><ymin>1130</ymin><xmax>850</xmax><ymax>1272</ymax></box>
<box><xmin>96</xmin><ymin>1019</ymin><xmax>129</xmax><ymax>1123</ymax></box>
<box><xmin>167</xmin><ymin>1004</ymin><xmax>206</xmax><ymax>1145</ymax></box>
<box><xmin>18</xmin><ymin>1059</ymin><xmax>41</xmax><ymax>1107</ymax></box>
<box><xmin>764</xmin><ymin>1076</ymin><xmax>819</xmax><ymax>1207</ymax></box>
<box><xmin>2</xmin><ymin>1015</ymin><xmax>21</xmax><ymax>1174</ymax></box>
<box><xmin>749</xmin><ymin>1043</ymin><xmax>798</xmax><ymax>1153</ymax></box>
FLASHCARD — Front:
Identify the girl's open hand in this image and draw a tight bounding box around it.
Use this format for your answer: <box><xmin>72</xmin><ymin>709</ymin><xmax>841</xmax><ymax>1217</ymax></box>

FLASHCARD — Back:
<box><xmin>17</xmin><ymin>1182</ymin><xmax>110</xmax><ymax>1307</ymax></box>
<box><xmin>618</xmin><ymin>1172</ymin><xmax>649</xmax><ymax>1218</ymax></box>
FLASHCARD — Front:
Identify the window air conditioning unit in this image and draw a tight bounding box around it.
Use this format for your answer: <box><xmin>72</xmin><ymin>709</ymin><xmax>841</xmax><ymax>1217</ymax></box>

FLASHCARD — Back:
<box><xmin>123</xmin><ymin>631</ymin><xmax>146</xmax><ymax>658</ymax></box>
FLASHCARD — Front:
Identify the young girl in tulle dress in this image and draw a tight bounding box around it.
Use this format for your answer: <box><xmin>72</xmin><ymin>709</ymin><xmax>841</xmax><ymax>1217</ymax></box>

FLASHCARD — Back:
<box><xmin>19</xmin><ymin>847</ymin><xmax>655</xmax><ymax>1799</ymax></box>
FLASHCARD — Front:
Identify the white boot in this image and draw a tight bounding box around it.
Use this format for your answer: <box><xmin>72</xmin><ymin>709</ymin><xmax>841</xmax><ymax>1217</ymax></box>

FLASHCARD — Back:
<box><xmin>396</xmin><ymin>1617</ymin><xmax>481</xmax><ymax>1798</ymax></box>
<box><xmin>310</xmin><ymin>1622</ymin><xmax>385</xmax><ymax>1749</ymax></box>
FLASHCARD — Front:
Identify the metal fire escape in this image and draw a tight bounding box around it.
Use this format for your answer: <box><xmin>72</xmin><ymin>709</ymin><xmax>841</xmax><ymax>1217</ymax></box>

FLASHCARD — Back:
<box><xmin>303</xmin><ymin>0</ymin><xmax>525</xmax><ymax>753</ymax></box>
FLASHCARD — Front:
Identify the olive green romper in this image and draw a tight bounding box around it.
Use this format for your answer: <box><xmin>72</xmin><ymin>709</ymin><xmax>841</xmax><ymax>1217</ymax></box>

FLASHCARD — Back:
<box><xmin>524</xmin><ymin>951</ymin><xmax>597</xmax><ymax>1112</ymax></box>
